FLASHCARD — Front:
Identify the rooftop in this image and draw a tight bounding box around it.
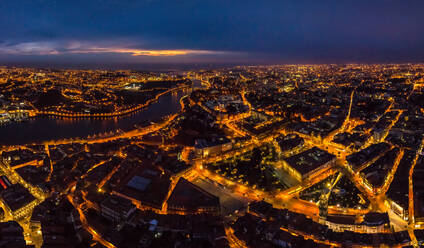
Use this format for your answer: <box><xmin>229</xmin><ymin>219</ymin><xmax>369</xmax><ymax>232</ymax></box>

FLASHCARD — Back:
<box><xmin>284</xmin><ymin>147</ymin><xmax>336</xmax><ymax>176</ymax></box>
<box><xmin>167</xmin><ymin>178</ymin><xmax>220</xmax><ymax>212</ymax></box>
<box><xmin>126</xmin><ymin>176</ymin><xmax>151</xmax><ymax>192</ymax></box>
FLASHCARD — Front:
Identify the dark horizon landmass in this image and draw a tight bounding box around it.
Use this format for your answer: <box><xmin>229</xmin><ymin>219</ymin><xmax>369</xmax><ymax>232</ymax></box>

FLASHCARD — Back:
<box><xmin>2</xmin><ymin>62</ymin><xmax>424</xmax><ymax>72</ymax></box>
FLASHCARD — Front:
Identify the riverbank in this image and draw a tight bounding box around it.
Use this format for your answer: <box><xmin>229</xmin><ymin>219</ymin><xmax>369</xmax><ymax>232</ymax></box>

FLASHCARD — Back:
<box><xmin>0</xmin><ymin>86</ymin><xmax>193</xmax><ymax>145</ymax></box>
<box><xmin>33</xmin><ymin>85</ymin><xmax>190</xmax><ymax>119</ymax></box>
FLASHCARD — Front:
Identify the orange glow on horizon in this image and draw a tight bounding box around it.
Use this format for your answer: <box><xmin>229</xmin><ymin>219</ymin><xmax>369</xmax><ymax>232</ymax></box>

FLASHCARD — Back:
<box><xmin>70</xmin><ymin>47</ymin><xmax>221</xmax><ymax>56</ymax></box>
<box><xmin>0</xmin><ymin>41</ymin><xmax>227</xmax><ymax>57</ymax></box>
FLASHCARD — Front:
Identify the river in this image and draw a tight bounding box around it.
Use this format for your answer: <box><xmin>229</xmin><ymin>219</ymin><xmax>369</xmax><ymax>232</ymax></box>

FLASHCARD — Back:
<box><xmin>0</xmin><ymin>85</ymin><xmax>197</xmax><ymax>145</ymax></box>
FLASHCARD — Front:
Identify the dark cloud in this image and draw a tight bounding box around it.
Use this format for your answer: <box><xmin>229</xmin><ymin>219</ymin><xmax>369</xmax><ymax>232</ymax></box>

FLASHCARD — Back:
<box><xmin>0</xmin><ymin>0</ymin><xmax>424</xmax><ymax>65</ymax></box>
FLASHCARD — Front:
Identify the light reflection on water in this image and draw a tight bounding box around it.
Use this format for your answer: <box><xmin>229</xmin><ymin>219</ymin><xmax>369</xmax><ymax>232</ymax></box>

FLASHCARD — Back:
<box><xmin>0</xmin><ymin>88</ymin><xmax>192</xmax><ymax>145</ymax></box>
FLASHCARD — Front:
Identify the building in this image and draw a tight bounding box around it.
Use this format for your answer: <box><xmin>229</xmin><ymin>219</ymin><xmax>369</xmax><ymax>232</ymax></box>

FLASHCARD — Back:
<box><xmin>282</xmin><ymin>147</ymin><xmax>336</xmax><ymax>181</ymax></box>
<box><xmin>0</xmin><ymin>183</ymin><xmax>36</xmax><ymax>219</ymax></box>
<box><xmin>0</xmin><ymin>221</ymin><xmax>29</xmax><ymax>247</ymax></box>
<box><xmin>167</xmin><ymin>178</ymin><xmax>220</xmax><ymax>215</ymax></box>
<box><xmin>100</xmin><ymin>194</ymin><xmax>136</xmax><ymax>223</ymax></box>
<box><xmin>194</xmin><ymin>137</ymin><xmax>232</xmax><ymax>158</ymax></box>
<box><xmin>114</xmin><ymin>166</ymin><xmax>171</xmax><ymax>210</ymax></box>
<box><xmin>321</xmin><ymin>212</ymin><xmax>390</xmax><ymax>233</ymax></box>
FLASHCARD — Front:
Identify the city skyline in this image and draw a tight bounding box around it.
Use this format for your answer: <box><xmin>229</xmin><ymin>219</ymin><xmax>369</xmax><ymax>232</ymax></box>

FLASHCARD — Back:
<box><xmin>1</xmin><ymin>1</ymin><xmax>424</xmax><ymax>248</ymax></box>
<box><xmin>1</xmin><ymin>64</ymin><xmax>424</xmax><ymax>247</ymax></box>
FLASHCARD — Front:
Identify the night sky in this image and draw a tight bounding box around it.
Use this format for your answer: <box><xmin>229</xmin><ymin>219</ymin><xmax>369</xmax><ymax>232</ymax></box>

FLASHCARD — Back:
<box><xmin>1</xmin><ymin>0</ymin><xmax>424</xmax><ymax>67</ymax></box>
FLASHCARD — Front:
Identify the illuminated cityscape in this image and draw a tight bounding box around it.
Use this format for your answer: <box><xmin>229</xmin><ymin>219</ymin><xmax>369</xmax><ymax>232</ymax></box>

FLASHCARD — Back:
<box><xmin>1</xmin><ymin>1</ymin><xmax>424</xmax><ymax>248</ymax></box>
<box><xmin>0</xmin><ymin>64</ymin><xmax>423</xmax><ymax>247</ymax></box>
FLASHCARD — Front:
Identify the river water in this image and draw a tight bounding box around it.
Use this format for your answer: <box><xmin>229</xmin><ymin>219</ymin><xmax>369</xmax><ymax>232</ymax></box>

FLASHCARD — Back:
<box><xmin>0</xmin><ymin>86</ymin><xmax>195</xmax><ymax>145</ymax></box>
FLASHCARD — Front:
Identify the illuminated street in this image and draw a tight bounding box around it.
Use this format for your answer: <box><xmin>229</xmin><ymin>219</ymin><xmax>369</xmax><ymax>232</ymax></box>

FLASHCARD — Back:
<box><xmin>1</xmin><ymin>1</ymin><xmax>424</xmax><ymax>247</ymax></box>
<box><xmin>0</xmin><ymin>65</ymin><xmax>423</xmax><ymax>247</ymax></box>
